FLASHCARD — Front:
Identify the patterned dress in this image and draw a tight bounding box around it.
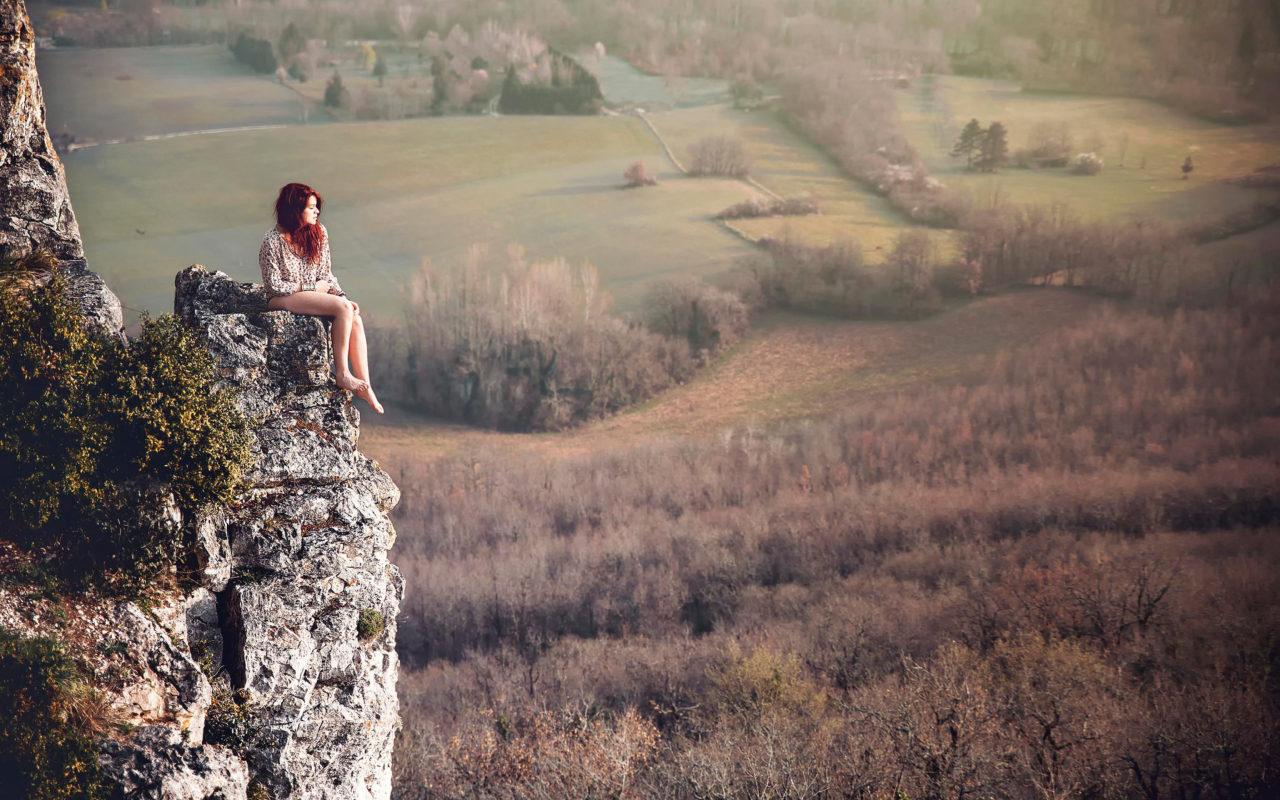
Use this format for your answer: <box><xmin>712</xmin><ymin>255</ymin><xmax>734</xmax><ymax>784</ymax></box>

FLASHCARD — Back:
<box><xmin>258</xmin><ymin>223</ymin><xmax>345</xmax><ymax>298</ymax></box>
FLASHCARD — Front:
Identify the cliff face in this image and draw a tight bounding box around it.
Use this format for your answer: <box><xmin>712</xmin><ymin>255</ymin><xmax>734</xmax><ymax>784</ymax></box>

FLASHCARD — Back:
<box><xmin>174</xmin><ymin>268</ymin><xmax>403</xmax><ymax>800</ymax></box>
<box><xmin>86</xmin><ymin>273</ymin><xmax>403</xmax><ymax>800</ymax></box>
<box><xmin>0</xmin><ymin>0</ymin><xmax>122</xmax><ymax>335</ymax></box>
<box><xmin>0</xmin><ymin>0</ymin><xmax>403</xmax><ymax>795</ymax></box>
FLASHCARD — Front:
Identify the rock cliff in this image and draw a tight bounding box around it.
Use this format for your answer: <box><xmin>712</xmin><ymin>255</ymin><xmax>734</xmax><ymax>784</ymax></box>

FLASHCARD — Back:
<box><xmin>0</xmin><ymin>0</ymin><xmax>122</xmax><ymax>336</ymax></box>
<box><xmin>173</xmin><ymin>266</ymin><xmax>403</xmax><ymax>800</ymax></box>
<box><xmin>0</xmin><ymin>0</ymin><xmax>403</xmax><ymax>795</ymax></box>
<box><xmin>3</xmin><ymin>271</ymin><xmax>404</xmax><ymax>799</ymax></box>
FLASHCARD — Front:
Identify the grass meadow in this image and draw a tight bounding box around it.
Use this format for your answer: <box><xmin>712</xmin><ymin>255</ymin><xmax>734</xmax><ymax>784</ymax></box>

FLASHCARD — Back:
<box><xmin>899</xmin><ymin>74</ymin><xmax>1280</xmax><ymax>223</ymax></box>
<box><xmin>60</xmin><ymin>114</ymin><xmax>763</xmax><ymax>324</ymax></box>
<box><xmin>37</xmin><ymin>44</ymin><xmax>308</xmax><ymax>142</ymax></box>
<box><xmin>644</xmin><ymin>103</ymin><xmax>922</xmax><ymax>258</ymax></box>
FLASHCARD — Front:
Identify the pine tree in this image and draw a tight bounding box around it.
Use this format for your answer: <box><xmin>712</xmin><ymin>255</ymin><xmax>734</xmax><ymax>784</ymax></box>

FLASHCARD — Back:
<box><xmin>975</xmin><ymin>121</ymin><xmax>1009</xmax><ymax>173</ymax></box>
<box><xmin>951</xmin><ymin>118</ymin><xmax>984</xmax><ymax>168</ymax></box>
<box><xmin>372</xmin><ymin>53</ymin><xmax>387</xmax><ymax>87</ymax></box>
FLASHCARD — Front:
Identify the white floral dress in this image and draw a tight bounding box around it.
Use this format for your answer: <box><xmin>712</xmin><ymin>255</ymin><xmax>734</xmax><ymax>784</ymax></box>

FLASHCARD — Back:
<box><xmin>258</xmin><ymin>223</ymin><xmax>345</xmax><ymax>298</ymax></box>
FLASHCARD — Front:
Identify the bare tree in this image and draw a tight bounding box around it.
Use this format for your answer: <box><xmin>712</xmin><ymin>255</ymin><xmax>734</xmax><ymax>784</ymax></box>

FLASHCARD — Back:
<box><xmin>688</xmin><ymin>136</ymin><xmax>752</xmax><ymax>177</ymax></box>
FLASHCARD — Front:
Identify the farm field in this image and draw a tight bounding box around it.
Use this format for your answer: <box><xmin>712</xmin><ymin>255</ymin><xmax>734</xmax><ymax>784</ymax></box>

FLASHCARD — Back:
<box><xmin>37</xmin><ymin>44</ymin><xmax>309</xmax><ymax>142</ymax></box>
<box><xmin>359</xmin><ymin>287</ymin><xmax>1109</xmax><ymax>464</ymax></box>
<box><xmin>60</xmin><ymin>113</ymin><xmax>762</xmax><ymax>324</ymax></box>
<box><xmin>644</xmin><ymin>103</ymin><xmax>924</xmax><ymax>260</ymax></box>
<box><xmin>588</xmin><ymin>54</ymin><xmax>731</xmax><ymax>109</ymax></box>
<box><xmin>898</xmin><ymin>74</ymin><xmax>1280</xmax><ymax>223</ymax></box>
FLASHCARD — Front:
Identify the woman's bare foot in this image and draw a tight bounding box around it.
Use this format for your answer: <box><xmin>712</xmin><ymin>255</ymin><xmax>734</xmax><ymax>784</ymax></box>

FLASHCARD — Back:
<box><xmin>335</xmin><ymin>374</ymin><xmax>368</xmax><ymax>395</ymax></box>
<box><xmin>354</xmin><ymin>384</ymin><xmax>385</xmax><ymax>415</ymax></box>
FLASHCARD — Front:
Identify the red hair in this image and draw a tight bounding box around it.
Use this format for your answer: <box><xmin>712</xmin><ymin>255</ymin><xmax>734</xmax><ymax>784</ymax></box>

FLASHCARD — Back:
<box><xmin>273</xmin><ymin>183</ymin><xmax>325</xmax><ymax>265</ymax></box>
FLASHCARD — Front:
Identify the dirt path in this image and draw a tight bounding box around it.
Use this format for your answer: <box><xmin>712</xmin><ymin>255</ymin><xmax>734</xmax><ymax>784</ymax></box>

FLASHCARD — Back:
<box><xmin>359</xmin><ymin>289</ymin><xmax>1108</xmax><ymax>465</ymax></box>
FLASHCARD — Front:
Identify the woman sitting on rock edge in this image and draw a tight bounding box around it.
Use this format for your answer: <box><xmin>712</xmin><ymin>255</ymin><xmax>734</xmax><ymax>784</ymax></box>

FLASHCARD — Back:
<box><xmin>260</xmin><ymin>182</ymin><xmax>384</xmax><ymax>414</ymax></box>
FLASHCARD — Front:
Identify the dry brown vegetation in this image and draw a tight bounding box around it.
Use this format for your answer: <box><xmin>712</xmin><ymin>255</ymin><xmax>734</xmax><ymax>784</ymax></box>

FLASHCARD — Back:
<box><xmin>389</xmin><ymin>289</ymin><xmax>1280</xmax><ymax>799</ymax></box>
<box><xmin>367</xmin><ymin>246</ymin><xmax>746</xmax><ymax>431</ymax></box>
<box><xmin>687</xmin><ymin>136</ymin><xmax>753</xmax><ymax>178</ymax></box>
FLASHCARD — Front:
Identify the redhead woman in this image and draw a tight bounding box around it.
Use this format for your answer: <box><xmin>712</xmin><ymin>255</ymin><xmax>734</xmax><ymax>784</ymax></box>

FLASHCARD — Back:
<box><xmin>260</xmin><ymin>182</ymin><xmax>384</xmax><ymax>414</ymax></box>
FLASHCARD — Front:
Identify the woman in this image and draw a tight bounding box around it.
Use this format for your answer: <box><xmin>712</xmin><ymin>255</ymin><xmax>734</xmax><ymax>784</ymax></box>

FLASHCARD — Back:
<box><xmin>260</xmin><ymin>182</ymin><xmax>383</xmax><ymax>414</ymax></box>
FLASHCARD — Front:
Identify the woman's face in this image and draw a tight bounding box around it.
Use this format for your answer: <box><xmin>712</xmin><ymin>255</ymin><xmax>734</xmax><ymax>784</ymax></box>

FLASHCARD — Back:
<box><xmin>302</xmin><ymin>195</ymin><xmax>320</xmax><ymax>226</ymax></box>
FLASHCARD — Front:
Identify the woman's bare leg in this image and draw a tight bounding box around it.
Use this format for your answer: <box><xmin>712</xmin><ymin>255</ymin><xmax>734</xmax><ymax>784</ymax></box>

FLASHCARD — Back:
<box><xmin>347</xmin><ymin>310</ymin><xmax>384</xmax><ymax>414</ymax></box>
<box><xmin>267</xmin><ymin>292</ymin><xmax>367</xmax><ymax>395</ymax></box>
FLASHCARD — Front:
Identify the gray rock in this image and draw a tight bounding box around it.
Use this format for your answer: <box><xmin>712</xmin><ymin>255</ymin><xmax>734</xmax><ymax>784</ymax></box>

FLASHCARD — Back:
<box><xmin>100</xmin><ymin>726</ymin><xmax>250</xmax><ymax>800</ymax></box>
<box><xmin>0</xmin><ymin>0</ymin><xmax>81</xmax><ymax>260</ymax></box>
<box><xmin>177</xmin><ymin>264</ymin><xmax>402</xmax><ymax>799</ymax></box>
<box><xmin>0</xmin><ymin>0</ymin><xmax>123</xmax><ymax>337</ymax></box>
<box><xmin>2</xmin><ymin>5</ymin><xmax>399</xmax><ymax>796</ymax></box>
<box><xmin>105</xmin><ymin>602</ymin><xmax>213</xmax><ymax>743</ymax></box>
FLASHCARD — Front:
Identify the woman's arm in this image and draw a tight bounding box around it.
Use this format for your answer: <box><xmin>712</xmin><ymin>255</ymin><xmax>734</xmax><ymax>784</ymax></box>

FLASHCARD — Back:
<box><xmin>259</xmin><ymin>232</ymin><xmax>300</xmax><ymax>296</ymax></box>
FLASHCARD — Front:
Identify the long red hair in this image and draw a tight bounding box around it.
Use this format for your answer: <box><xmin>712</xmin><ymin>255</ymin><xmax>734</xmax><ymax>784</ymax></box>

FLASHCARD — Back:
<box><xmin>274</xmin><ymin>183</ymin><xmax>325</xmax><ymax>265</ymax></box>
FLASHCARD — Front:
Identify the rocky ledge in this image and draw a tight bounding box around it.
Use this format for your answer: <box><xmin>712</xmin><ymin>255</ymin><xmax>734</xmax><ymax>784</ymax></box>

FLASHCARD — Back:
<box><xmin>75</xmin><ymin>267</ymin><xmax>403</xmax><ymax>800</ymax></box>
<box><xmin>171</xmin><ymin>265</ymin><xmax>403</xmax><ymax>800</ymax></box>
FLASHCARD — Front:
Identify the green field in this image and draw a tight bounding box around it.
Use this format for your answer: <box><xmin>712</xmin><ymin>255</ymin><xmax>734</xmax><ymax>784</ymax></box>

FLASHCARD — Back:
<box><xmin>645</xmin><ymin>104</ymin><xmax>924</xmax><ymax>258</ymax></box>
<box><xmin>898</xmin><ymin>74</ymin><xmax>1280</xmax><ymax>222</ymax></box>
<box><xmin>37</xmin><ymin>44</ymin><xmax>308</xmax><ymax>142</ymax></box>
<box><xmin>589</xmin><ymin>55</ymin><xmax>731</xmax><ymax>109</ymax></box>
<box><xmin>62</xmin><ymin>114</ymin><xmax>761</xmax><ymax>324</ymax></box>
<box><xmin>44</xmin><ymin>45</ymin><xmax>1280</xmax><ymax>329</ymax></box>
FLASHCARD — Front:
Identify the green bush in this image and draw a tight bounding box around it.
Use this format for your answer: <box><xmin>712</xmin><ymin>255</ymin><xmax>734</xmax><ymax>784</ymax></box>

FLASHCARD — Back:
<box><xmin>204</xmin><ymin>677</ymin><xmax>261</xmax><ymax>751</ymax></box>
<box><xmin>357</xmin><ymin>609</ymin><xmax>386</xmax><ymax>642</ymax></box>
<box><xmin>0</xmin><ymin>266</ymin><xmax>251</xmax><ymax>592</ymax></box>
<box><xmin>0</xmin><ymin>628</ymin><xmax>109</xmax><ymax>800</ymax></box>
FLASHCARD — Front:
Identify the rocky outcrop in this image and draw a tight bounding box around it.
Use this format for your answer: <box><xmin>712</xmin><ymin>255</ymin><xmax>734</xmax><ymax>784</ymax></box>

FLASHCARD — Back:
<box><xmin>0</xmin><ymin>0</ymin><xmax>123</xmax><ymax>335</ymax></box>
<box><xmin>175</xmin><ymin>265</ymin><xmax>403</xmax><ymax>800</ymax></box>
<box><xmin>1</xmin><ymin>2</ymin><xmax>401</xmax><ymax>794</ymax></box>
<box><xmin>92</xmin><ymin>268</ymin><xmax>403</xmax><ymax>799</ymax></box>
<box><xmin>0</xmin><ymin>0</ymin><xmax>80</xmax><ymax>259</ymax></box>
<box><xmin>100</xmin><ymin>726</ymin><xmax>250</xmax><ymax>800</ymax></box>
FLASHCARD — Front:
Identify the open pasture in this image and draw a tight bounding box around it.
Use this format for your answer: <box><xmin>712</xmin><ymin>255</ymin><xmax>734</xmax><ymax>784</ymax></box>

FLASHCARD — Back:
<box><xmin>899</xmin><ymin>74</ymin><xmax>1280</xmax><ymax>223</ymax></box>
<box><xmin>589</xmin><ymin>54</ymin><xmax>731</xmax><ymax>109</ymax></box>
<box><xmin>645</xmin><ymin>103</ymin><xmax>924</xmax><ymax>259</ymax></box>
<box><xmin>37</xmin><ymin>44</ymin><xmax>308</xmax><ymax>143</ymax></box>
<box><xmin>62</xmin><ymin>113</ymin><xmax>762</xmax><ymax>324</ymax></box>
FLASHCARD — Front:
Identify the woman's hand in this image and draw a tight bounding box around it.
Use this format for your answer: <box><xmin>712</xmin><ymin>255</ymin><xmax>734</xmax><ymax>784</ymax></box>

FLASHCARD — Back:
<box><xmin>314</xmin><ymin>280</ymin><xmax>330</xmax><ymax>294</ymax></box>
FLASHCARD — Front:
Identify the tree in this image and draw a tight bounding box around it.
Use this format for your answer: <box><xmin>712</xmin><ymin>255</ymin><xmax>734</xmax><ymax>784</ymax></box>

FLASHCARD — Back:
<box><xmin>951</xmin><ymin>118</ymin><xmax>984</xmax><ymax>168</ymax></box>
<box><xmin>278</xmin><ymin>22</ymin><xmax>306</xmax><ymax>64</ymax></box>
<box><xmin>731</xmin><ymin>78</ymin><xmax>764</xmax><ymax>109</ymax></box>
<box><xmin>372</xmin><ymin>53</ymin><xmax>387</xmax><ymax>87</ymax></box>
<box><xmin>1182</xmin><ymin>155</ymin><xmax>1194</xmax><ymax>180</ymax></box>
<box><xmin>887</xmin><ymin>229</ymin><xmax>941</xmax><ymax>316</ymax></box>
<box><xmin>431</xmin><ymin>56</ymin><xmax>451</xmax><ymax>113</ymax></box>
<box><xmin>324</xmin><ymin>70</ymin><xmax>350</xmax><ymax>109</ymax></box>
<box><xmin>688</xmin><ymin>136</ymin><xmax>752</xmax><ymax>177</ymax></box>
<box><xmin>974</xmin><ymin>121</ymin><xmax>1009</xmax><ymax>173</ymax></box>
<box><xmin>623</xmin><ymin>161</ymin><xmax>657</xmax><ymax>187</ymax></box>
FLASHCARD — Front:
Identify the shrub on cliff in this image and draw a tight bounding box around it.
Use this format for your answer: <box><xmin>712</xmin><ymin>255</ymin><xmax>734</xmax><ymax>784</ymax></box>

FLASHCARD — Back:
<box><xmin>0</xmin><ymin>262</ymin><xmax>251</xmax><ymax>592</ymax></box>
<box><xmin>0</xmin><ymin>628</ymin><xmax>109</xmax><ymax>800</ymax></box>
